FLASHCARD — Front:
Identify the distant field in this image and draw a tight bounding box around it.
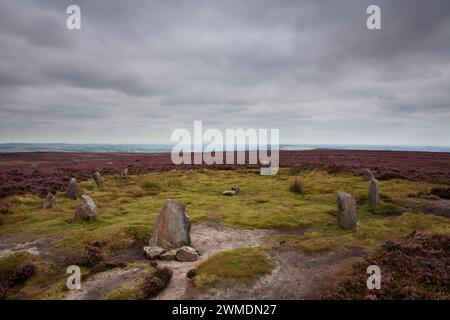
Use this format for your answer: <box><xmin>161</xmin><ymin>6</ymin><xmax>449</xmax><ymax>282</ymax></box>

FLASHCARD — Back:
<box><xmin>1</xmin><ymin>150</ymin><xmax>450</xmax><ymax>199</ymax></box>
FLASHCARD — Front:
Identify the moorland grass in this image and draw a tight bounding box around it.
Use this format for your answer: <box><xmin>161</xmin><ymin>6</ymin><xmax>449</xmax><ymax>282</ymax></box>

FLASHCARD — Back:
<box><xmin>193</xmin><ymin>247</ymin><xmax>275</xmax><ymax>289</ymax></box>
<box><xmin>1</xmin><ymin>169</ymin><xmax>450</xmax><ymax>298</ymax></box>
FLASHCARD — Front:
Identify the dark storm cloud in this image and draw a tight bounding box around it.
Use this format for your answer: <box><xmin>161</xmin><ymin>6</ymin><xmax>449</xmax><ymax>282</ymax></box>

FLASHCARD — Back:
<box><xmin>0</xmin><ymin>0</ymin><xmax>449</xmax><ymax>144</ymax></box>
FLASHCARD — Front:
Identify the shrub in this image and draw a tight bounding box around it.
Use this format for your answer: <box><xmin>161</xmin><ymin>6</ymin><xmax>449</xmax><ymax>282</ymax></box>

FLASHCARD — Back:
<box><xmin>141</xmin><ymin>273</ymin><xmax>164</xmax><ymax>298</ymax></box>
<box><xmin>139</xmin><ymin>266</ymin><xmax>173</xmax><ymax>299</ymax></box>
<box><xmin>10</xmin><ymin>261</ymin><xmax>36</xmax><ymax>285</ymax></box>
<box><xmin>81</xmin><ymin>241</ymin><xmax>104</xmax><ymax>267</ymax></box>
<box><xmin>140</xmin><ymin>180</ymin><xmax>162</xmax><ymax>191</ymax></box>
<box><xmin>186</xmin><ymin>269</ymin><xmax>196</xmax><ymax>279</ymax></box>
<box><xmin>324</xmin><ymin>232</ymin><xmax>450</xmax><ymax>300</ymax></box>
<box><xmin>167</xmin><ymin>178</ymin><xmax>182</xmax><ymax>188</ymax></box>
<box><xmin>289</xmin><ymin>178</ymin><xmax>303</xmax><ymax>194</ymax></box>
<box><xmin>154</xmin><ymin>266</ymin><xmax>173</xmax><ymax>287</ymax></box>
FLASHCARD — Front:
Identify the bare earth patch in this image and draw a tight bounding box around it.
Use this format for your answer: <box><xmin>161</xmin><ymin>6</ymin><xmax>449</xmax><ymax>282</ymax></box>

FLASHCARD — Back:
<box><xmin>64</xmin><ymin>268</ymin><xmax>144</xmax><ymax>300</ymax></box>
<box><xmin>155</xmin><ymin>221</ymin><xmax>364</xmax><ymax>300</ymax></box>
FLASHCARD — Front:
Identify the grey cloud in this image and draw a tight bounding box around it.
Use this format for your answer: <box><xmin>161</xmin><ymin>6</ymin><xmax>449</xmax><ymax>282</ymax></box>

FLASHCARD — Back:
<box><xmin>0</xmin><ymin>0</ymin><xmax>449</xmax><ymax>145</ymax></box>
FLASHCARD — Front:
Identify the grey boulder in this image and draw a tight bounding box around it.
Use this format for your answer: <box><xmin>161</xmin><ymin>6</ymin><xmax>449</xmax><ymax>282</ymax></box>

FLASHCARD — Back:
<box><xmin>176</xmin><ymin>246</ymin><xmax>199</xmax><ymax>262</ymax></box>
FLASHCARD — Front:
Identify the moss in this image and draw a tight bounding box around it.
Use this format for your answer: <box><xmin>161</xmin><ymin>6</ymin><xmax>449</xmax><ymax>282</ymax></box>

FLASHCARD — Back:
<box><xmin>0</xmin><ymin>252</ymin><xmax>31</xmax><ymax>283</ymax></box>
<box><xmin>194</xmin><ymin>247</ymin><xmax>275</xmax><ymax>289</ymax></box>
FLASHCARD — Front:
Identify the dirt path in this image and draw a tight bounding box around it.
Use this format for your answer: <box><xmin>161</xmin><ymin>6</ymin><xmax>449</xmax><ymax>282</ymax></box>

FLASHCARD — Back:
<box><xmin>156</xmin><ymin>221</ymin><xmax>364</xmax><ymax>300</ymax></box>
<box><xmin>191</xmin><ymin>247</ymin><xmax>364</xmax><ymax>300</ymax></box>
<box><xmin>155</xmin><ymin>220</ymin><xmax>274</xmax><ymax>300</ymax></box>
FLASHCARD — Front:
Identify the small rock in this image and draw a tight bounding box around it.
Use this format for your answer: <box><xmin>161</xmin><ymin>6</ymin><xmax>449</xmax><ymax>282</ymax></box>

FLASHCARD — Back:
<box><xmin>231</xmin><ymin>185</ymin><xmax>240</xmax><ymax>195</ymax></box>
<box><xmin>66</xmin><ymin>178</ymin><xmax>78</xmax><ymax>199</ymax></box>
<box><xmin>143</xmin><ymin>246</ymin><xmax>166</xmax><ymax>260</ymax></box>
<box><xmin>160</xmin><ymin>249</ymin><xmax>177</xmax><ymax>261</ymax></box>
<box><xmin>120</xmin><ymin>168</ymin><xmax>128</xmax><ymax>183</ymax></box>
<box><xmin>42</xmin><ymin>192</ymin><xmax>56</xmax><ymax>209</ymax></box>
<box><xmin>362</xmin><ymin>168</ymin><xmax>374</xmax><ymax>181</ymax></box>
<box><xmin>368</xmin><ymin>178</ymin><xmax>380</xmax><ymax>207</ymax></box>
<box><xmin>74</xmin><ymin>195</ymin><xmax>97</xmax><ymax>221</ymax></box>
<box><xmin>185</xmin><ymin>169</ymin><xmax>196</xmax><ymax>176</ymax></box>
<box><xmin>93</xmin><ymin>171</ymin><xmax>104</xmax><ymax>188</ymax></box>
<box><xmin>176</xmin><ymin>246</ymin><xmax>199</xmax><ymax>262</ymax></box>
<box><xmin>222</xmin><ymin>190</ymin><xmax>236</xmax><ymax>196</ymax></box>
<box><xmin>337</xmin><ymin>192</ymin><xmax>358</xmax><ymax>230</ymax></box>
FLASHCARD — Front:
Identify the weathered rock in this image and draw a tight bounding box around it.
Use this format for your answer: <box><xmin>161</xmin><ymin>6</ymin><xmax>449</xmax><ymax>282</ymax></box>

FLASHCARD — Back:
<box><xmin>66</xmin><ymin>178</ymin><xmax>78</xmax><ymax>199</ymax></box>
<box><xmin>362</xmin><ymin>168</ymin><xmax>374</xmax><ymax>181</ymax></box>
<box><xmin>222</xmin><ymin>190</ymin><xmax>236</xmax><ymax>196</ymax></box>
<box><xmin>120</xmin><ymin>168</ymin><xmax>128</xmax><ymax>183</ymax></box>
<box><xmin>143</xmin><ymin>246</ymin><xmax>166</xmax><ymax>260</ymax></box>
<box><xmin>231</xmin><ymin>185</ymin><xmax>240</xmax><ymax>195</ymax></box>
<box><xmin>160</xmin><ymin>249</ymin><xmax>177</xmax><ymax>261</ymax></box>
<box><xmin>176</xmin><ymin>246</ymin><xmax>199</xmax><ymax>262</ymax></box>
<box><xmin>42</xmin><ymin>193</ymin><xmax>56</xmax><ymax>209</ymax></box>
<box><xmin>149</xmin><ymin>200</ymin><xmax>191</xmax><ymax>249</ymax></box>
<box><xmin>93</xmin><ymin>171</ymin><xmax>104</xmax><ymax>188</ymax></box>
<box><xmin>74</xmin><ymin>195</ymin><xmax>97</xmax><ymax>221</ymax></box>
<box><xmin>337</xmin><ymin>192</ymin><xmax>358</xmax><ymax>230</ymax></box>
<box><xmin>369</xmin><ymin>178</ymin><xmax>380</xmax><ymax>207</ymax></box>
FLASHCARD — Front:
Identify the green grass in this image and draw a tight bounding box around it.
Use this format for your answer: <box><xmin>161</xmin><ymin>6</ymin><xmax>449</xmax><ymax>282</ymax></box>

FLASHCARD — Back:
<box><xmin>0</xmin><ymin>168</ymin><xmax>449</xmax><ymax>298</ymax></box>
<box><xmin>193</xmin><ymin>247</ymin><xmax>275</xmax><ymax>288</ymax></box>
<box><xmin>0</xmin><ymin>169</ymin><xmax>448</xmax><ymax>255</ymax></box>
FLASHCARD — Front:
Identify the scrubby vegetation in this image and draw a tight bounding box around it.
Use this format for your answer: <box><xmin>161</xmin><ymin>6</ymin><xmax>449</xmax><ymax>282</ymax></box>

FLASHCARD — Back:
<box><xmin>0</xmin><ymin>167</ymin><xmax>449</xmax><ymax>299</ymax></box>
<box><xmin>325</xmin><ymin>232</ymin><xmax>450</xmax><ymax>299</ymax></box>
<box><xmin>193</xmin><ymin>247</ymin><xmax>274</xmax><ymax>289</ymax></box>
<box><xmin>0</xmin><ymin>252</ymin><xmax>36</xmax><ymax>299</ymax></box>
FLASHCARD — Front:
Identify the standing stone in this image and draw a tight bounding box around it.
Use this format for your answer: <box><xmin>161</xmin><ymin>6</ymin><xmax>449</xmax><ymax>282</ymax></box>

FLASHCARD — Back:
<box><xmin>93</xmin><ymin>171</ymin><xmax>104</xmax><ymax>188</ymax></box>
<box><xmin>120</xmin><ymin>168</ymin><xmax>128</xmax><ymax>183</ymax></box>
<box><xmin>337</xmin><ymin>192</ymin><xmax>358</xmax><ymax>230</ymax></box>
<box><xmin>74</xmin><ymin>195</ymin><xmax>97</xmax><ymax>221</ymax></box>
<box><xmin>66</xmin><ymin>178</ymin><xmax>78</xmax><ymax>200</ymax></box>
<box><xmin>149</xmin><ymin>200</ymin><xmax>191</xmax><ymax>249</ymax></box>
<box><xmin>362</xmin><ymin>168</ymin><xmax>374</xmax><ymax>181</ymax></box>
<box><xmin>369</xmin><ymin>178</ymin><xmax>380</xmax><ymax>207</ymax></box>
<box><xmin>43</xmin><ymin>193</ymin><xmax>56</xmax><ymax>209</ymax></box>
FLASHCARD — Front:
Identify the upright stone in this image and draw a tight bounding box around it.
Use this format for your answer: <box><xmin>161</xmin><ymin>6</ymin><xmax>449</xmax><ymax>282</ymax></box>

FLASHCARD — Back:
<box><xmin>74</xmin><ymin>195</ymin><xmax>97</xmax><ymax>221</ymax></box>
<box><xmin>362</xmin><ymin>168</ymin><xmax>374</xmax><ymax>181</ymax></box>
<box><xmin>337</xmin><ymin>192</ymin><xmax>358</xmax><ymax>230</ymax></box>
<box><xmin>43</xmin><ymin>193</ymin><xmax>56</xmax><ymax>209</ymax></box>
<box><xmin>120</xmin><ymin>168</ymin><xmax>128</xmax><ymax>183</ymax></box>
<box><xmin>369</xmin><ymin>178</ymin><xmax>380</xmax><ymax>207</ymax></box>
<box><xmin>149</xmin><ymin>200</ymin><xmax>191</xmax><ymax>249</ymax></box>
<box><xmin>93</xmin><ymin>171</ymin><xmax>104</xmax><ymax>188</ymax></box>
<box><xmin>66</xmin><ymin>178</ymin><xmax>78</xmax><ymax>200</ymax></box>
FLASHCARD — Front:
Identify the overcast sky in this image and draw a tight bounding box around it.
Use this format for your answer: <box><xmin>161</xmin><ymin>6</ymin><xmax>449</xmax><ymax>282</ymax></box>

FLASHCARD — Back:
<box><xmin>0</xmin><ymin>0</ymin><xmax>449</xmax><ymax>145</ymax></box>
